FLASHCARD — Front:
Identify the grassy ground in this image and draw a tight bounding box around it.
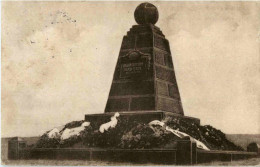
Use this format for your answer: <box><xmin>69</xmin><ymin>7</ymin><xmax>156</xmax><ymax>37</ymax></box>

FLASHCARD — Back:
<box><xmin>2</xmin><ymin>157</ymin><xmax>260</xmax><ymax>166</ymax></box>
<box><xmin>1</xmin><ymin>159</ymin><xmax>157</xmax><ymax>166</ymax></box>
<box><xmin>198</xmin><ymin>157</ymin><xmax>260</xmax><ymax>166</ymax></box>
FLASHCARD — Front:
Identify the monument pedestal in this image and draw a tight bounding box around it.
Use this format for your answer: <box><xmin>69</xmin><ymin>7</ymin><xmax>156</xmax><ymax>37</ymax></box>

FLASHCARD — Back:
<box><xmin>85</xmin><ymin>111</ymin><xmax>200</xmax><ymax>125</ymax></box>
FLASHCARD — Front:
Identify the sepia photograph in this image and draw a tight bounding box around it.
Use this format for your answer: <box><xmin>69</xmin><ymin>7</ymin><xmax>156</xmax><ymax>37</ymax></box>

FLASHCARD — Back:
<box><xmin>1</xmin><ymin>1</ymin><xmax>260</xmax><ymax>166</ymax></box>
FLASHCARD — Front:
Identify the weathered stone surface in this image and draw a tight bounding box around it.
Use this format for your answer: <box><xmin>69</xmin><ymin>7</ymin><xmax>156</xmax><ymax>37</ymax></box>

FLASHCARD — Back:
<box><xmin>109</xmin><ymin>81</ymin><xmax>154</xmax><ymax>96</ymax></box>
<box><xmin>168</xmin><ymin>84</ymin><xmax>181</xmax><ymax>100</ymax></box>
<box><xmin>152</xmin><ymin>26</ymin><xmax>165</xmax><ymax>37</ymax></box>
<box><xmin>155</xmin><ymin>66</ymin><xmax>176</xmax><ymax>83</ymax></box>
<box><xmin>105</xmin><ymin>98</ymin><xmax>129</xmax><ymax>112</ymax></box>
<box><xmin>136</xmin><ymin>34</ymin><xmax>153</xmax><ymax>48</ymax></box>
<box><xmin>121</xmin><ymin>36</ymin><xmax>135</xmax><ymax>50</ymax></box>
<box><xmin>154</xmin><ymin>35</ymin><xmax>170</xmax><ymax>52</ymax></box>
<box><xmin>157</xmin><ymin>97</ymin><xmax>183</xmax><ymax>115</ymax></box>
<box><xmin>8</xmin><ymin>137</ymin><xmax>27</xmax><ymax>160</ymax></box>
<box><xmin>86</xmin><ymin>111</ymin><xmax>165</xmax><ymax>125</ymax></box>
<box><xmin>131</xmin><ymin>97</ymin><xmax>155</xmax><ymax>111</ymax></box>
<box><xmin>164</xmin><ymin>54</ymin><xmax>174</xmax><ymax>68</ymax></box>
<box><xmin>157</xmin><ymin>81</ymin><xmax>168</xmax><ymax>96</ymax></box>
<box><xmin>155</xmin><ymin>51</ymin><xmax>165</xmax><ymax>65</ymax></box>
<box><xmin>176</xmin><ymin>140</ymin><xmax>196</xmax><ymax>165</ymax></box>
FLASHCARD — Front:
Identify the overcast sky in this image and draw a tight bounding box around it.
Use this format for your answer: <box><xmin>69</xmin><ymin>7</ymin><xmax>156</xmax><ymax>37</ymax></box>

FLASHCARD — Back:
<box><xmin>2</xmin><ymin>1</ymin><xmax>260</xmax><ymax>137</ymax></box>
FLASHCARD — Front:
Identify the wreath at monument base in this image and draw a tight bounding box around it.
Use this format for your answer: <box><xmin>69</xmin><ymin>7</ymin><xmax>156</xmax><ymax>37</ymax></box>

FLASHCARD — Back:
<box><xmin>35</xmin><ymin>113</ymin><xmax>243</xmax><ymax>151</ymax></box>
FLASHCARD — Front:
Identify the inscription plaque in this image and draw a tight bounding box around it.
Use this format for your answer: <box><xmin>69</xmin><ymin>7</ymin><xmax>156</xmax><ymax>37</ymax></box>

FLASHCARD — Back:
<box><xmin>120</xmin><ymin>61</ymin><xmax>145</xmax><ymax>78</ymax></box>
<box><xmin>119</xmin><ymin>50</ymin><xmax>150</xmax><ymax>79</ymax></box>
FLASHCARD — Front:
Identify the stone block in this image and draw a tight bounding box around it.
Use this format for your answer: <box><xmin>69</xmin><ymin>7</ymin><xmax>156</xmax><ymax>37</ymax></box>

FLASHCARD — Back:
<box><xmin>129</xmin><ymin>25</ymin><xmax>152</xmax><ymax>35</ymax></box>
<box><xmin>157</xmin><ymin>97</ymin><xmax>183</xmax><ymax>115</ymax></box>
<box><xmin>164</xmin><ymin>112</ymin><xmax>200</xmax><ymax>124</ymax></box>
<box><xmin>8</xmin><ymin>137</ymin><xmax>27</xmax><ymax>160</ymax></box>
<box><xmin>136</xmin><ymin>33</ymin><xmax>153</xmax><ymax>48</ymax></box>
<box><xmin>85</xmin><ymin>111</ymin><xmax>165</xmax><ymax>124</ymax></box>
<box><xmin>152</xmin><ymin>26</ymin><xmax>165</xmax><ymax>37</ymax></box>
<box><xmin>154</xmin><ymin>51</ymin><xmax>165</xmax><ymax>65</ymax></box>
<box><xmin>157</xmin><ymin>81</ymin><xmax>168</xmax><ymax>96</ymax></box>
<box><xmin>164</xmin><ymin>54</ymin><xmax>174</xmax><ymax>68</ymax></box>
<box><xmin>192</xmin><ymin>142</ymin><xmax>197</xmax><ymax>164</ymax></box>
<box><xmin>154</xmin><ymin>35</ymin><xmax>170</xmax><ymax>52</ymax></box>
<box><xmin>168</xmin><ymin>84</ymin><xmax>181</xmax><ymax>100</ymax></box>
<box><xmin>176</xmin><ymin>140</ymin><xmax>197</xmax><ymax>165</ymax></box>
<box><xmin>109</xmin><ymin>81</ymin><xmax>154</xmax><ymax>96</ymax></box>
<box><xmin>131</xmin><ymin>96</ymin><xmax>155</xmax><ymax>111</ymax></box>
<box><xmin>121</xmin><ymin>36</ymin><xmax>135</xmax><ymax>50</ymax></box>
<box><xmin>155</xmin><ymin>66</ymin><xmax>176</xmax><ymax>83</ymax></box>
<box><xmin>105</xmin><ymin>98</ymin><xmax>129</xmax><ymax>112</ymax></box>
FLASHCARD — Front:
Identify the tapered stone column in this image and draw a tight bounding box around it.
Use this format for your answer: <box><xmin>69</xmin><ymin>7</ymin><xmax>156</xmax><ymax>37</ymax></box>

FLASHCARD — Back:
<box><xmin>105</xmin><ymin>3</ymin><xmax>184</xmax><ymax>115</ymax></box>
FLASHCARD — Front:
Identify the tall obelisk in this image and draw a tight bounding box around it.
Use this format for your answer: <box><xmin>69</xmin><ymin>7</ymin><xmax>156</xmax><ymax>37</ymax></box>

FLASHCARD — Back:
<box><xmin>105</xmin><ymin>2</ymin><xmax>184</xmax><ymax>116</ymax></box>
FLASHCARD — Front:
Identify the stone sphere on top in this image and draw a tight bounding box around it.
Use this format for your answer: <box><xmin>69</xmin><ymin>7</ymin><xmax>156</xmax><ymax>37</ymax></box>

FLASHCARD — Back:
<box><xmin>134</xmin><ymin>2</ymin><xmax>159</xmax><ymax>25</ymax></box>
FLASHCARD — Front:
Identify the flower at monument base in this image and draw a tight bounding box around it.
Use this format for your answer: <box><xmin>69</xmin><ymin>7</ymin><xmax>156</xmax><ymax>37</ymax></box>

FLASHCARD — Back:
<box><xmin>35</xmin><ymin>114</ymin><xmax>243</xmax><ymax>151</ymax></box>
<box><xmin>119</xmin><ymin>124</ymin><xmax>156</xmax><ymax>149</ymax></box>
<box><xmin>61</xmin><ymin>121</ymin><xmax>90</xmax><ymax>140</ymax></box>
<box><xmin>47</xmin><ymin>125</ymin><xmax>65</xmax><ymax>139</ymax></box>
<box><xmin>60</xmin><ymin>124</ymin><xmax>93</xmax><ymax>148</ymax></box>
<box><xmin>149</xmin><ymin>120</ymin><xmax>210</xmax><ymax>150</ymax></box>
<box><xmin>99</xmin><ymin>112</ymin><xmax>120</xmax><ymax>133</ymax></box>
<box><xmin>48</xmin><ymin>128</ymin><xmax>59</xmax><ymax>138</ymax></box>
<box><xmin>36</xmin><ymin>133</ymin><xmax>61</xmax><ymax>148</ymax></box>
<box><xmin>164</xmin><ymin>116</ymin><xmax>243</xmax><ymax>151</ymax></box>
<box><xmin>149</xmin><ymin>120</ymin><xmax>165</xmax><ymax>127</ymax></box>
<box><xmin>36</xmin><ymin>121</ymin><xmax>92</xmax><ymax>148</ymax></box>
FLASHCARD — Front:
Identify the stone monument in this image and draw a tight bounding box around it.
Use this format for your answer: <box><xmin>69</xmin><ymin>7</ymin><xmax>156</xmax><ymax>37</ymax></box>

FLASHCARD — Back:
<box><xmin>8</xmin><ymin>3</ymin><xmax>255</xmax><ymax>164</ymax></box>
<box><xmin>85</xmin><ymin>2</ymin><xmax>199</xmax><ymax>124</ymax></box>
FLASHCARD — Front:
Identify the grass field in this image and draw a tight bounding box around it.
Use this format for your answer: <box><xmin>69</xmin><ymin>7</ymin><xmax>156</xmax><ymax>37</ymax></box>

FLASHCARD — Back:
<box><xmin>198</xmin><ymin>158</ymin><xmax>260</xmax><ymax>166</ymax></box>
<box><xmin>2</xmin><ymin>134</ymin><xmax>260</xmax><ymax>166</ymax></box>
<box><xmin>2</xmin><ymin>159</ymin><xmax>157</xmax><ymax>166</ymax></box>
<box><xmin>2</xmin><ymin>158</ymin><xmax>260</xmax><ymax>166</ymax></box>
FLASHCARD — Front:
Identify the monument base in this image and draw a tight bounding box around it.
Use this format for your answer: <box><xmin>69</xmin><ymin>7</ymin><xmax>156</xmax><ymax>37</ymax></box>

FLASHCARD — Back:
<box><xmin>85</xmin><ymin>111</ymin><xmax>200</xmax><ymax>125</ymax></box>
